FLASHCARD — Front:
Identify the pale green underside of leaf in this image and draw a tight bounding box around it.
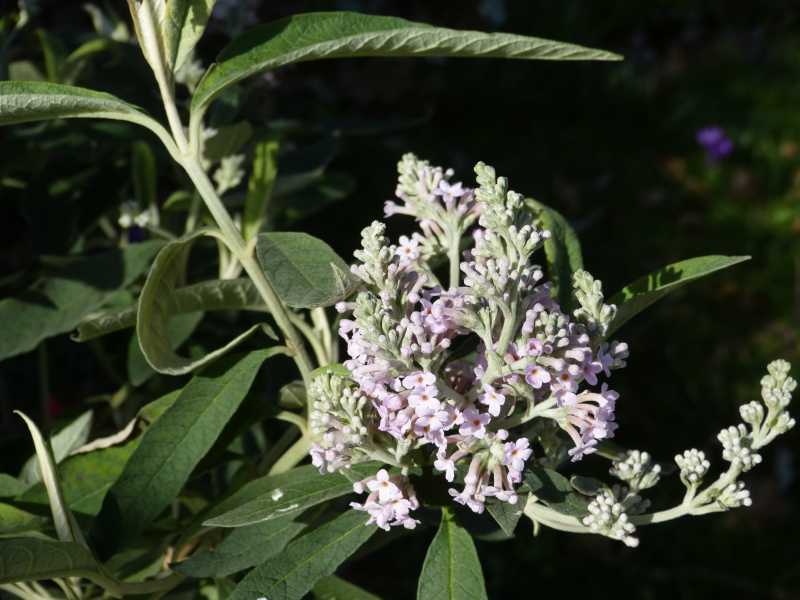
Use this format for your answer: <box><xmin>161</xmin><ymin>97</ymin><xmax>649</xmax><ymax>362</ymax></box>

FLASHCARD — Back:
<box><xmin>136</xmin><ymin>228</ymin><xmax>276</xmax><ymax>375</ymax></box>
<box><xmin>256</xmin><ymin>232</ymin><xmax>355</xmax><ymax>309</ymax></box>
<box><xmin>167</xmin><ymin>0</ymin><xmax>214</xmax><ymax>72</ymax></box>
<box><xmin>127</xmin><ymin>311</ymin><xmax>204</xmax><ymax>386</ymax></box>
<box><xmin>606</xmin><ymin>255</ymin><xmax>750</xmax><ymax>337</ymax></box>
<box><xmin>172</xmin><ymin>516</ymin><xmax>306</xmax><ymax>578</ymax></box>
<box><xmin>90</xmin><ymin>349</ymin><xmax>281</xmax><ymax>558</ymax></box>
<box><xmin>20</xmin><ymin>410</ymin><xmax>93</xmax><ymax>484</ymax></box>
<box><xmin>417</xmin><ymin>508</ymin><xmax>488</xmax><ymax>600</ymax></box>
<box><xmin>0</xmin><ymin>81</ymin><xmax>146</xmax><ymax>126</ymax></box>
<box><xmin>15</xmin><ymin>411</ymin><xmax>87</xmax><ymax>547</ymax></box>
<box><xmin>0</xmin><ymin>242</ymin><xmax>162</xmax><ymax>362</ymax></box>
<box><xmin>192</xmin><ymin>11</ymin><xmax>621</xmax><ymax>114</ymax></box>
<box><xmin>74</xmin><ymin>278</ymin><xmax>267</xmax><ymax>342</ymax></box>
<box><xmin>0</xmin><ymin>539</ymin><xmax>100</xmax><ymax>584</ymax></box>
<box><xmin>206</xmin><ymin>463</ymin><xmax>375</xmax><ymax>528</ymax></box>
<box><xmin>227</xmin><ymin>509</ymin><xmax>376</xmax><ymax>600</ymax></box>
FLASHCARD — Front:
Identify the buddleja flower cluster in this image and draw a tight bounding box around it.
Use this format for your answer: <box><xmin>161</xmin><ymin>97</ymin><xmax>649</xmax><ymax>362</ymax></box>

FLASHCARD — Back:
<box><xmin>308</xmin><ymin>154</ymin><xmax>630</xmax><ymax>530</ymax></box>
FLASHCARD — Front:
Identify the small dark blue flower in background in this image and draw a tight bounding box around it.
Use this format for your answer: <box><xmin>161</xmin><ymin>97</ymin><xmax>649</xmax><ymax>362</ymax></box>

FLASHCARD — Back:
<box><xmin>696</xmin><ymin>126</ymin><xmax>734</xmax><ymax>164</ymax></box>
<box><xmin>128</xmin><ymin>225</ymin><xmax>144</xmax><ymax>243</ymax></box>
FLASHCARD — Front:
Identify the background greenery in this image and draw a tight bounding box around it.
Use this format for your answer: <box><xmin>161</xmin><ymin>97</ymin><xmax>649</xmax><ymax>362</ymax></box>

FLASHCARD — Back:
<box><xmin>0</xmin><ymin>1</ymin><xmax>798</xmax><ymax>598</ymax></box>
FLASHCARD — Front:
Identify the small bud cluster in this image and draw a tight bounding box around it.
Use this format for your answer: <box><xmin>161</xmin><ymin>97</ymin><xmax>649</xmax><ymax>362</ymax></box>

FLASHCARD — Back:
<box><xmin>717</xmin><ymin>481</ymin><xmax>752</xmax><ymax>508</ymax></box>
<box><xmin>610</xmin><ymin>450</ymin><xmax>662</xmax><ymax>493</ymax></box>
<box><xmin>718</xmin><ymin>424</ymin><xmax>762</xmax><ymax>472</ymax></box>
<box><xmin>675</xmin><ymin>449</ymin><xmax>710</xmax><ymax>486</ymax></box>
<box><xmin>118</xmin><ymin>199</ymin><xmax>151</xmax><ymax>229</ymax></box>
<box><xmin>213</xmin><ymin>154</ymin><xmax>246</xmax><ymax>195</ymax></box>
<box><xmin>311</xmin><ymin>156</ymin><xmax>630</xmax><ymax>529</ymax></box>
<box><xmin>583</xmin><ymin>490</ymin><xmax>639</xmax><ymax>547</ymax></box>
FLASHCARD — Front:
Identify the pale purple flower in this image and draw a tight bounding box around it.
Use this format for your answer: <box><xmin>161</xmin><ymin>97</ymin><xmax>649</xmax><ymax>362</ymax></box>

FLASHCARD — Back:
<box><xmin>568</xmin><ymin>438</ymin><xmax>598</xmax><ymax>461</ymax></box>
<box><xmin>367</xmin><ymin>469</ymin><xmax>399</xmax><ymax>502</ymax></box>
<box><xmin>502</xmin><ymin>438</ymin><xmax>532</xmax><ymax>472</ymax></box>
<box><xmin>402</xmin><ymin>371</ymin><xmax>436</xmax><ymax>390</ymax></box>
<box><xmin>310</xmin><ymin>442</ymin><xmax>326</xmax><ymax>474</ymax></box>
<box><xmin>696</xmin><ymin>126</ymin><xmax>734</xmax><ymax>164</ymax></box>
<box><xmin>595</xmin><ymin>346</ymin><xmax>614</xmax><ymax>377</ymax></box>
<box><xmin>553</xmin><ymin>364</ymin><xmax>581</xmax><ymax>391</ymax></box>
<box><xmin>434</xmin><ymin>449</ymin><xmax>457</xmax><ymax>481</ymax></box>
<box><xmin>459</xmin><ymin>404</ymin><xmax>491</xmax><ymax>439</ymax></box>
<box><xmin>408</xmin><ymin>385</ymin><xmax>441</xmax><ymax>416</ymax></box>
<box><xmin>433</xmin><ymin>180</ymin><xmax>465</xmax><ymax>202</ymax></box>
<box><xmin>581</xmin><ymin>357</ymin><xmax>603</xmax><ymax>386</ymax></box>
<box><xmin>524</xmin><ymin>363</ymin><xmax>551</xmax><ymax>389</ymax></box>
<box><xmin>396</xmin><ymin>235</ymin><xmax>420</xmax><ymax>259</ymax></box>
<box><xmin>525</xmin><ymin>338</ymin><xmax>543</xmax><ymax>356</ymax></box>
<box><xmin>478</xmin><ymin>384</ymin><xmax>506</xmax><ymax>417</ymax></box>
<box><xmin>414</xmin><ymin>412</ymin><xmax>447</xmax><ymax>445</ymax></box>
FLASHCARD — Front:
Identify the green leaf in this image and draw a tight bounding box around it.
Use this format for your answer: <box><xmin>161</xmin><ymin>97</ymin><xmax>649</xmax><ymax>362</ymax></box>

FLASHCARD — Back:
<box><xmin>521</xmin><ymin>467</ymin><xmax>589</xmax><ymax>517</ymax></box>
<box><xmin>570</xmin><ymin>475</ymin><xmax>605</xmax><ymax>497</ymax></box>
<box><xmin>191</xmin><ymin>12</ymin><xmax>621</xmax><ymax>116</ymax></box>
<box><xmin>20</xmin><ymin>410</ymin><xmax>93</xmax><ymax>484</ymax></box>
<box><xmin>206</xmin><ymin>463</ymin><xmax>375</xmax><ymax>528</ymax></box>
<box><xmin>0</xmin><ymin>242</ymin><xmax>162</xmax><ymax>361</ymax></box>
<box><xmin>0</xmin><ymin>81</ymin><xmax>146</xmax><ymax>126</ymax></box>
<box><xmin>606</xmin><ymin>255</ymin><xmax>750</xmax><ymax>337</ymax></box>
<box><xmin>243</xmin><ymin>136</ymin><xmax>279</xmax><ymax>242</ymax></box>
<box><xmin>485</xmin><ymin>492</ymin><xmax>527</xmax><ymax>537</ymax></box>
<box><xmin>417</xmin><ymin>508</ymin><xmax>488</xmax><ymax>600</ymax></box>
<box><xmin>132</xmin><ymin>141</ymin><xmax>158</xmax><ymax>223</ymax></box>
<box><xmin>18</xmin><ymin>443</ymin><xmax>138</xmax><ymax>525</ymax></box>
<box><xmin>139</xmin><ymin>390</ymin><xmax>182</xmax><ymax>424</ymax></box>
<box><xmin>166</xmin><ymin>0</ymin><xmax>214</xmax><ymax>72</ymax></box>
<box><xmin>279</xmin><ymin>381</ymin><xmax>306</xmax><ymax>410</ymax></box>
<box><xmin>91</xmin><ymin>348</ymin><xmax>284</xmax><ymax>558</ymax></box>
<box><xmin>0</xmin><ymin>539</ymin><xmax>100</xmax><ymax>584</ymax></box>
<box><xmin>0</xmin><ymin>503</ymin><xmax>47</xmax><ymax>535</ymax></box>
<box><xmin>73</xmin><ymin>277</ymin><xmax>267</xmax><ymax>342</ymax></box>
<box><xmin>526</xmin><ymin>199</ymin><xmax>584</xmax><ymax>311</ymax></box>
<box><xmin>309</xmin><ymin>363</ymin><xmax>352</xmax><ymax>379</ymax></box>
<box><xmin>172</xmin><ymin>516</ymin><xmax>306</xmax><ymax>578</ymax></box>
<box><xmin>176</xmin><ymin>465</ymin><xmax>319</xmax><ymax>549</ymax></box>
<box><xmin>15</xmin><ymin>411</ymin><xmax>87</xmax><ymax>547</ymax></box>
<box><xmin>313</xmin><ymin>575</ymin><xmax>382</xmax><ymax>600</ymax></box>
<box><xmin>0</xmin><ymin>475</ymin><xmax>27</xmax><ymax>498</ymax></box>
<box><xmin>127</xmin><ymin>311</ymin><xmax>204</xmax><ymax>386</ymax></box>
<box><xmin>137</xmin><ymin>229</ymin><xmax>276</xmax><ymax>375</ymax></box>
<box><xmin>256</xmin><ymin>232</ymin><xmax>356</xmax><ymax>309</ymax></box>
<box><xmin>227</xmin><ymin>509</ymin><xmax>376</xmax><ymax>600</ymax></box>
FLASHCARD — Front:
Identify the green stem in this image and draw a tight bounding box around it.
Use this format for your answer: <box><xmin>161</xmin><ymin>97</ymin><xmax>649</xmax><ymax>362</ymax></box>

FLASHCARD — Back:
<box><xmin>86</xmin><ymin>572</ymin><xmax>186</xmax><ymax>597</ymax></box>
<box><xmin>448</xmin><ymin>232</ymin><xmax>461</xmax><ymax>289</ymax></box>
<box><xmin>267</xmin><ymin>435</ymin><xmax>312</xmax><ymax>475</ymax></box>
<box><xmin>288</xmin><ymin>312</ymin><xmax>328</xmax><ymax>367</ymax></box>
<box><xmin>523</xmin><ymin>500</ymin><xmax>588</xmax><ymax>534</ymax></box>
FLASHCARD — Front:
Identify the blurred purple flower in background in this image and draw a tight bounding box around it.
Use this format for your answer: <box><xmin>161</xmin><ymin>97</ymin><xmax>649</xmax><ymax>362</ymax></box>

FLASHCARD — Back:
<box><xmin>696</xmin><ymin>126</ymin><xmax>734</xmax><ymax>164</ymax></box>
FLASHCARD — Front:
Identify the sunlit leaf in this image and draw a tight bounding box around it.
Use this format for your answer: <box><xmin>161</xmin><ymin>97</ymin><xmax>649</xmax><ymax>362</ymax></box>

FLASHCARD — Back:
<box><xmin>227</xmin><ymin>510</ymin><xmax>376</xmax><ymax>600</ymax></box>
<box><xmin>192</xmin><ymin>12</ymin><xmax>621</xmax><ymax>116</ymax></box>
<box><xmin>91</xmin><ymin>348</ymin><xmax>285</xmax><ymax>558</ymax></box>
<box><xmin>606</xmin><ymin>255</ymin><xmax>750</xmax><ymax>337</ymax></box>
<box><xmin>417</xmin><ymin>508</ymin><xmax>488</xmax><ymax>600</ymax></box>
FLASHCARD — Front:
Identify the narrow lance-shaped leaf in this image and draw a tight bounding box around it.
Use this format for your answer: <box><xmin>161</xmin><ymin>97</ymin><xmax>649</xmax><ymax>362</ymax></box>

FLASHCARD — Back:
<box><xmin>527</xmin><ymin>199</ymin><xmax>584</xmax><ymax>312</ymax></box>
<box><xmin>15</xmin><ymin>411</ymin><xmax>88</xmax><ymax>548</ymax></box>
<box><xmin>227</xmin><ymin>509</ymin><xmax>377</xmax><ymax>600</ymax></box>
<box><xmin>74</xmin><ymin>277</ymin><xmax>267</xmax><ymax>342</ymax></box>
<box><xmin>0</xmin><ymin>503</ymin><xmax>47</xmax><ymax>536</ymax></box>
<box><xmin>0</xmin><ymin>539</ymin><xmax>101</xmax><ymax>584</ymax></box>
<box><xmin>90</xmin><ymin>348</ymin><xmax>287</xmax><ymax>558</ymax></box>
<box><xmin>256</xmin><ymin>232</ymin><xmax>357</xmax><ymax>309</ymax></box>
<box><xmin>0</xmin><ymin>242</ymin><xmax>162</xmax><ymax>362</ymax></box>
<box><xmin>0</xmin><ymin>81</ymin><xmax>147</xmax><ymax>126</ymax></box>
<box><xmin>521</xmin><ymin>467</ymin><xmax>589</xmax><ymax>517</ymax></box>
<box><xmin>137</xmin><ymin>228</ymin><xmax>276</xmax><ymax>375</ymax></box>
<box><xmin>20</xmin><ymin>410</ymin><xmax>93</xmax><ymax>484</ymax></box>
<box><xmin>606</xmin><ymin>255</ymin><xmax>750</xmax><ymax>337</ymax></box>
<box><xmin>243</xmin><ymin>136</ymin><xmax>279</xmax><ymax>242</ymax></box>
<box><xmin>127</xmin><ymin>311</ymin><xmax>204</xmax><ymax>387</ymax></box>
<box><xmin>206</xmin><ymin>463</ymin><xmax>376</xmax><ymax>527</ymax></box>
<box><xmin>192</xmin><ymin>12</ymin><xmax>622</xmax><ymax>116</ymax></box>
<box><xmin>417</xmin><ymin>508</ymin><xmax>488</xmax><ymax>600</ymax></box>
<box><xmin>172</xmin><ymin>516</ymin><xmax>306</xmax><ymax>578</ymax></box>
<box><xmin>166</xmin><ymin>0</ymin><xmax>215</xmax><ymax>72</ymax></box>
